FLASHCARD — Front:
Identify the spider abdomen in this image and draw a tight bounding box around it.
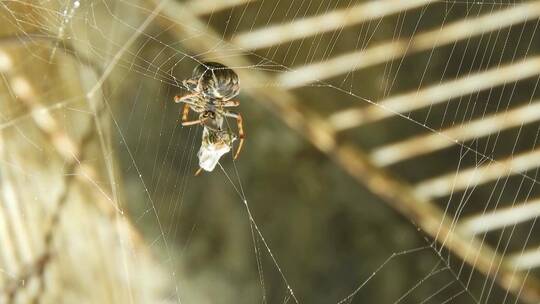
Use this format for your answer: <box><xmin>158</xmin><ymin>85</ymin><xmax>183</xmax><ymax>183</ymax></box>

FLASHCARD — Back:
<box><xmin>192</xmin><ymin>62</ymin><xmax>240</xmax><ymax>101</ymax></box>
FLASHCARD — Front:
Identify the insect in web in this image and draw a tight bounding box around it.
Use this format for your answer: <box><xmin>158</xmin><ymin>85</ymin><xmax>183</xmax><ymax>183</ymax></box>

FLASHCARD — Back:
<box><xmin>174</xmin><ymin>62</ymin><xmax>245</xmax><ymax>174</ymax></box>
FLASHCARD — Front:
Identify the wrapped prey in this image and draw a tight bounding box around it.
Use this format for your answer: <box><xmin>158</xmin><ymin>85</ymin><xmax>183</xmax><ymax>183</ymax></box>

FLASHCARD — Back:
<box><xmin>197</xmin><ymin>126</ymin><xmax>236</xmax><ymax>174</ymax></box>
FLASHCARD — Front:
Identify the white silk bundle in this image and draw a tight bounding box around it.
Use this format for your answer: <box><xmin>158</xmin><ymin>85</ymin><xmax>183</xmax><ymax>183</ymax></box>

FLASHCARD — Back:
<box><xmin>197</xmin><ymin>127</ymin><xmax>236</xmax><ymax>172</ymax></box>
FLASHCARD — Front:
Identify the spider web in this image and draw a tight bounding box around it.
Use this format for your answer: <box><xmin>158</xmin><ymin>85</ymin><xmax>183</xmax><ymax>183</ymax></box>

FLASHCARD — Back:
<box><xmin>1</xmin><ymin>0</ymin><xmax>540</xmax><ymax>304</ymax></box>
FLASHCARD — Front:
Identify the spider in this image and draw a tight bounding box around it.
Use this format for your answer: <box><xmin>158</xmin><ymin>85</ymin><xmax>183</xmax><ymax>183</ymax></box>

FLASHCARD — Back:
<box><xmin>174</xmin><ymin>62</ymin><xmax>244</xmax><ymax>160</ymax></box>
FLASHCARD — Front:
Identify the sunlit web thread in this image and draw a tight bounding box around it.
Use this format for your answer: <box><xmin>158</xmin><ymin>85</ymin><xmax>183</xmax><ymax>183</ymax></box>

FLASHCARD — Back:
<box><xmin>102</xmin><ymin>94</ymin><xmax>183</xmax><ymax>303</ymax></box>
<box><xmin>218</xmin><ymin>163</ymin><xmax>299</xmax><ymax>304</ymax></box>
<box><xmin>335</xmin><ymin>246</ymin><xmax>432</xmax><ymax>304</ymax></box>
<box><xmin>214</xmin><ymin>100</ymin><xmax>268</xmax><ymax>301</ymax></box>
<box><xmin>393</xmin><ymin>262</ymin><xmax>450</xmax><ymax>304</ymax></box>
<box><xmin>231</xmin><ymin>136</ymin><xmax>268</xmax><ymax>304</ymax></box>
<box><xmin>76</xmin><ymin>8</ymin><xmax>181</xmax><ymax>294</ymax></box>
<box><xmin>167</xmin><ymin>125</ymin><xmax>199</xmax><ymax>239</ymax></box>
<box><xmin>48</xmin><ymin>0</ymin><xmax>81</xmax><ymax>61</ymax></box>
<box><xmin>418</xmin><ymin>280</ymin><xmax>458</xmax><ymax>304</ymax></box>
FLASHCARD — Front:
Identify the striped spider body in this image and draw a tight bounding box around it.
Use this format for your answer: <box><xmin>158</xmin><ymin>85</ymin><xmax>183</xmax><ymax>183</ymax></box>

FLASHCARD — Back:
<box><xmin>174</xmin><ymin>62</ymin><xmax>245</xmax><ymax>168</ymax></box>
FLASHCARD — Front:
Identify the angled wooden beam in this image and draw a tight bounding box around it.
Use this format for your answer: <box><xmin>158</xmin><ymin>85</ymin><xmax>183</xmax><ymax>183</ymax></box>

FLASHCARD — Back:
<box><xmin>458</xmin><ymin>199</ymin><xmax>540</xmax><ymax>235</ymax></box>
<box><xmin>232</xmin><ymin>0</ymin><xmax>434</xmax><ymax>50</ymax></box>
<box><xmin>371</xmin><ymin>100</ymin><xmax>540</xmax><ymax>166</ymax></box>
<box><xmin>329</xmin><ymin>56</ymin><xmax>540</xmax><ymax>131</ymax></box>
<box><xmin>278</xmin><ymin>1</ymin><xmax>540</xmax><ymax>88</ymax></box>
<box><xmin>148</xmin><ymin>1</ymin><xmax>540</xmax><ymax>302</ymax></box>
<box><xmin>415</xmin><ymin>149</ymin><xmax>540</xmax><ymax>199</ymax></box>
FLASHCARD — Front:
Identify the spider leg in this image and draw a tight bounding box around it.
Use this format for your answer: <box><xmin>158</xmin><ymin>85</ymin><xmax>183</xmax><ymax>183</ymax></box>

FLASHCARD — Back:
<box><xmin>174</xmin><ymin>93</ymin><xmax>197</xmax><ymax>104</ymax></box>
<box><xmin>180</xmin><ymin>103</ymin><xmax>192</xmax><ymax>123</ymax></box>
<box><xmin>180</xmin><ymin>105</ymin><xmax>208</xmax><ymax>126</ymax></box>
<box><xmin>182</xmin><ymin>117</ymin><xmax>209</xmax><ymax>126</ymax></box>
<box><xmin>223</xmin><ymin>111</ymin><xmax>244</xmax><ymax>159</ymax></box>
<box><xmin>220</xmin><ymin>99</ymin><xmax>240</xmax><ymax>107</ymax></box>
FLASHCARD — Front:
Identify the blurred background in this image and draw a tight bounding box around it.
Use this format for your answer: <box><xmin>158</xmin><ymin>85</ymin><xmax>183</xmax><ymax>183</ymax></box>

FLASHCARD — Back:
<box><xmin>1</xmin><ymin>0</ymin><xmax>540</xmax><ymax>303</ymax></box>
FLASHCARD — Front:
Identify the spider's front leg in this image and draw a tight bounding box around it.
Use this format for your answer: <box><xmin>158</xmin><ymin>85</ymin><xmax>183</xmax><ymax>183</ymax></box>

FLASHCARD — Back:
<box><xmin>179</xmin><ymin>104</ymin><xmax>208</xmax><ymax>126</ymax></box>
<box><xmin>221</xmin><ymin>99</ymin><xmax>240</xmax><ymax>107</ymax></box>
<box><xmin>175</xmin><ymin>92</ymin><xmax>206</xmax><ymax>126</ymax></box>
<box><xmin>174</xmin><ymin>93</ymin><xmax>197</xmax><ymax>104</ymax></box>
<box><xmin>224</xmin><ymin>111</ymin><xmax>245</xmax><ymax>160</ymax></box>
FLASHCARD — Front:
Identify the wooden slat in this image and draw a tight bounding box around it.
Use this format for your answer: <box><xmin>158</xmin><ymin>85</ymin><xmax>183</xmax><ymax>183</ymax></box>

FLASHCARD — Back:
<box><xmin>507</xmin><ymin>247</ymin><xmax>540</xmax><ymax>270</ymax></box>
<box><xmin>459</xmin><ymin>199</ymin><xmax>540</xmax><ymax>235</ymax></box>
<box><xmin>186</xmin><ymin>0</ymin><xmax>256</xmax><ymax>16</ymax></box>
<box><xmin>329</xmin><ymin>56</ymin><xmax>540</xmax><ymax>131</ymax></box>
<box><xmin>279</xmin><ymin>1</ymin><xmax>540</xmax><ymax>88</ymax></box>
<box><xmin>415</xmin><ymin>149</ymin><xmax>540</xmax><ymax>199</ymax></box>
<box><xmin>371</xmin><ymin>100</ymin><xmax>540</xmax><ymax>166</ymax></box>
<box><xmin>232</xmin><ymin>0</ymin><xmax>434</xmax><ymax>50</ymax></box>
